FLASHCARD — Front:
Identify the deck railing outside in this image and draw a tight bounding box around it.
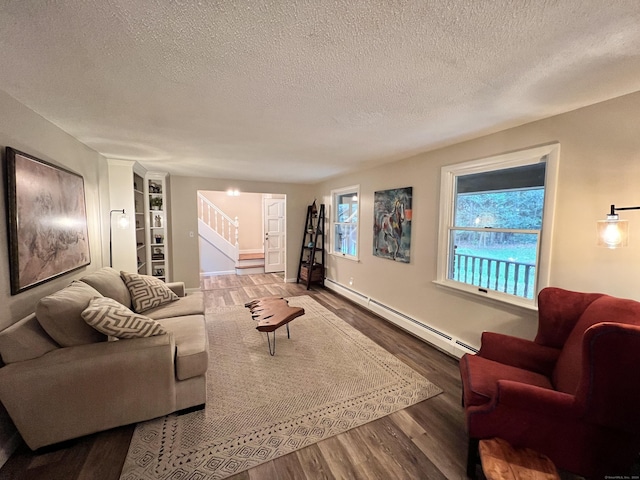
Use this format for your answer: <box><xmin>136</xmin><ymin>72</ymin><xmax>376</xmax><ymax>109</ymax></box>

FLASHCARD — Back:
<box><xmin>451</xmin><ymin>252</ymin><xmax>536</xmax><ymax>299</ymax></box>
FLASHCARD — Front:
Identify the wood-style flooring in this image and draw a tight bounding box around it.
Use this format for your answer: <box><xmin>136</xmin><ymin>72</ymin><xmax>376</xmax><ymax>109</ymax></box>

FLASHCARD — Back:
<box><xmin>0</xmin><ymin>274</ymin><xmax>574</xmax><ymax>479</ymax></box>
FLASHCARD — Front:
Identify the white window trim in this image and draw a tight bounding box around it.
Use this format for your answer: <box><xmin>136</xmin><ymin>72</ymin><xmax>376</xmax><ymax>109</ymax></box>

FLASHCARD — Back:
<box><xmin>330</xmin><ymin>185</ymin><xmax>360</xmax><ymax>261</ymax></box>
<box><xmin>434</xmin><ymin>144</ymin><xmax>560</xmax><ymax>310</ymax></box>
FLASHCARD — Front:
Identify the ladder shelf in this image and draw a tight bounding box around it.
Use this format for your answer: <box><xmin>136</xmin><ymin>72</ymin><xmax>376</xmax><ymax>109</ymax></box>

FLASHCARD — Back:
<box><xmin>297</xmin><ymin>202</ymin><xmax>325</xmax><ymax>289</ymax></box>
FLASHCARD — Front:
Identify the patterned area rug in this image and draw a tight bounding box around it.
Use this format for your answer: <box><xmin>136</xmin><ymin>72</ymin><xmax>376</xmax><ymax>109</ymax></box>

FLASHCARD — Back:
<box><xmin>120</xmin><ymin>295</ymin><xmax>442</xmax><ymax>480</ymax></box>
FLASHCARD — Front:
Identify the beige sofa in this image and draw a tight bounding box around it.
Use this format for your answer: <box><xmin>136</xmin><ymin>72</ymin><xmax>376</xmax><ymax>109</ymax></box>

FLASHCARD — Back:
<box><xmin>0</xmin><ymin>267</ymin><xmax>208</xmax><ymax>450</ymax></box>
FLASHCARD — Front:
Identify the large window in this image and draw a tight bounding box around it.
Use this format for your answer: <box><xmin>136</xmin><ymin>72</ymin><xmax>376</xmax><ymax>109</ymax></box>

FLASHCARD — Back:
<box><xmin>436</xmin><ymin>144</ymin><xmax>559</xmax><ymax>308</ymax></box>
<box><xmin>332</xmin><ymin>185</ymin><xmax>359</xmax><ymax>260</ymax></box>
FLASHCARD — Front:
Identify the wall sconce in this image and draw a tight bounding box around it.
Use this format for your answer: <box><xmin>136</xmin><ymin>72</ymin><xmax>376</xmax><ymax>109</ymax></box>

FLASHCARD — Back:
<box><xmin>110</xmin><ymin>209</ymin><xmax>129</xmax><ymax>267</ymax></box>
<box><xmin>597</xmin><ymin>204</ymin><xmax>640</xmax><ymax>249</ymax></box>
<box><xmin>227</xmin><ymin>189</ymin><xmax>240</xmax><ymax>197</ymax></box>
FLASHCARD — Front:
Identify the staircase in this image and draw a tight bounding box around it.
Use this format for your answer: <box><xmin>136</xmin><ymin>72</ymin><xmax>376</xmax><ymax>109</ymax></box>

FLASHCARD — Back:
<box><xmin>197</xmin><ymin>193</ymin><xmax>265</xmax><ymax>275</ymax></box>
<box><xmin>236</xmin><ymin>253</ymin><xmax>265</xmax><ymax>275</ymax></box>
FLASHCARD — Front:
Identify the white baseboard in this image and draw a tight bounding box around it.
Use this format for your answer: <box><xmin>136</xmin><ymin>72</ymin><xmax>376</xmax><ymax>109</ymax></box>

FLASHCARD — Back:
<box><xmin>324</xmin><ymin>278</ymin><xmax>478</xmax><ymax>358</ymax></box>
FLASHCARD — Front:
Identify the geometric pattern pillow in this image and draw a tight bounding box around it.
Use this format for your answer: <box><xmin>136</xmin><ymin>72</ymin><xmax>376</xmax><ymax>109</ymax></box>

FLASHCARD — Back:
<box><xmin>120</xmin><ymin>271</ymin><xmax>179</xmax><ymax>313</ymax></box>
<box><xmin>81</xmin><ymin>297</ymin><xmax>167</xmax><ymax>338</ymax></box>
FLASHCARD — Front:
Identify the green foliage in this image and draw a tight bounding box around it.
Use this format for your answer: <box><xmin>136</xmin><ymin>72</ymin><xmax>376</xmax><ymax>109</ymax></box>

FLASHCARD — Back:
<box><xmin>455</xmin><ymin>188</ymin><xmax>544</xmax><ymax>230</ymax></box>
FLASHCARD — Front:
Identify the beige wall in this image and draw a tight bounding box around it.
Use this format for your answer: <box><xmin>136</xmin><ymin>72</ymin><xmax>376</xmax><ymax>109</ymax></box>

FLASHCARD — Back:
<box><xmin>0</xmin><ymin>90</ymin><xmax>109</xmax><ymax>462</ymax></box>
<box><xmin>170</xmin><ymin>177</ymin><xmax>311</xmax><ymax>288</ymax></box>
<box><xmin>200</xmin><ymin>191</ymin><xmax>264</xmax><ymax>251</ymax></box>
<box><xmin>0</xmin><ymin>90</ymin><xmax>109</xmax><ymax>329</ymax></box>
<box><xmin>317</xmin><ymin>91</ymin><xmax>640</xmax><ymax>350</ymax></box>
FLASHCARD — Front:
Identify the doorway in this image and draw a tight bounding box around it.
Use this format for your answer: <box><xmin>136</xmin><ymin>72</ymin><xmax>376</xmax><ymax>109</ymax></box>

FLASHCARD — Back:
<box><xmin>197</xmin><ymin>191</ymin><xmax>286</xmax><ymax>276</ymax></box>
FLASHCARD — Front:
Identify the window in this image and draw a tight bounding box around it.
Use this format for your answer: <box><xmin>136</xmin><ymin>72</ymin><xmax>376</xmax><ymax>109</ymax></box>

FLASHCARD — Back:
<box><xmin>436</xmin><ymin>144</ymin><xmax>559</xmax><ymax>309</ymax></box>
<box><xmin>332</xmin><ymin>185</ymin><xmax>360</xmax><ymax>260</ymax></box>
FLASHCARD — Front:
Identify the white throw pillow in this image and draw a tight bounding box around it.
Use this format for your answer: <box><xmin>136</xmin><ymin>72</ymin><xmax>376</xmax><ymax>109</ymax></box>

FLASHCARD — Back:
<box><xmin>82</xmin><ymin>297</ymin><xmax>167</xmax><ymax>338</ymax></box>
<box><xmin>120</xmin><ymin>271</ymin><xmax>179</xmax><ymax>313</ymax></box>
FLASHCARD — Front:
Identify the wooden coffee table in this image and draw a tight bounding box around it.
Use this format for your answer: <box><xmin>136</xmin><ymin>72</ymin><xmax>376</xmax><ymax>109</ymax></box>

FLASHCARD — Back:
<box><xmin>244</xmin><ymin>296</ymin><xmax>305</xmax><ymax>355</ymax></box>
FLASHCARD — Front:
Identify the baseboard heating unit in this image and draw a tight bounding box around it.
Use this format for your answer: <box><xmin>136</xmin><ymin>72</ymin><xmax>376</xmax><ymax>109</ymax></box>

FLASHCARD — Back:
<box><xmin>325</xmin><ymin>278</ymin><xmax>478</xmax><ymax>358</ymax></box>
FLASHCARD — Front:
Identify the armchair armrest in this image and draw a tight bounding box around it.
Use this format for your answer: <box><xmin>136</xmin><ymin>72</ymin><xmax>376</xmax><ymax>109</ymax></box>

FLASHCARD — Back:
<box><xmin>166</xmin><ymin>281</ymin><xmax>186</xmax><ymax>297</ymax></box>
<box><xmin>478</xmin><ymin>332</ymin><xmax>560</xmax><ymax>376</ymax></box>
<box><xmin>0</xmin><ymin>335</ymin><xmax>176</xmax><ymax>450</ymax></box>
<box><xmin>492</xmin><ymin>380</ymin><xmax>581</xmax><ymax>419</ymax></box>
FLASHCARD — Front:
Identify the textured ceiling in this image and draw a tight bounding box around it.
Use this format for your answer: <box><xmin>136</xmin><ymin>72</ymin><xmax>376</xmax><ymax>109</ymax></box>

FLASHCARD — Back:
<box><xmin>1</xmin><ymin>1</ymin><xmax>640</xmax><ymax>183</ymax></box>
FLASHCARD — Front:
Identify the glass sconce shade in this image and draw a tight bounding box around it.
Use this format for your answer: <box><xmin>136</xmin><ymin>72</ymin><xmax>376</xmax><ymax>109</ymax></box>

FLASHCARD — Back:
<box><xmin>115</xmin><ymin>212</ymin><xmax>129</xmax><ymax>229</ymax></box>
<box><xmin>597</xmin><ymin>216</ymin><xmax>628</xmax><ymax>249</ymax></box>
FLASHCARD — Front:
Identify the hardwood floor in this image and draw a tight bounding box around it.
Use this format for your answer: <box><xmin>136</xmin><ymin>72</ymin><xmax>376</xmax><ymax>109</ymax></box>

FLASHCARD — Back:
<box><xmin>0</xmin><ymin>273</ymin><xmax>552</xmax><ymax>479</ymax></box>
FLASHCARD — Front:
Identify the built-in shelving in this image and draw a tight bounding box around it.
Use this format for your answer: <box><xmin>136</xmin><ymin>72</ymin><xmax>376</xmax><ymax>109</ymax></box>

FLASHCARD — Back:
<box><xmin>145</xmin><ymin>172</ymin><xmax>170</xmax><ymax>282</ymax></box>
<box><xmin>133</xmin><ymin>171</ymin><xmax>148</xmax><ymax>275</ymax></box>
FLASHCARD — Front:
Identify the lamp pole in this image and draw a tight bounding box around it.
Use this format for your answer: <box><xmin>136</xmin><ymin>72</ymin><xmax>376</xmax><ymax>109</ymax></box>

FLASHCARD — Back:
<box><xmin>109</xmin><ymin>209</ymin><xmax>126</xmax><ymax>268</ymax></box>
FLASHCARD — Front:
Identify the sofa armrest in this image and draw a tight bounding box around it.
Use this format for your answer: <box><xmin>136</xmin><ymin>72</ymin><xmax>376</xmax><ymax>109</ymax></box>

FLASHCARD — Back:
<box><xmin>166</xmin><ymin>281</ymin><xmax>186</xmax><ymax>297</ymax></box>
<box><xmin>478</xmin><ymin>331</ymin><xmax>561</xmax><ymax>376</ymax></box>
<box><xmin>0</xmin><ymin>335</ymin><xmax>177</xmax><ymax>450</ymax></box>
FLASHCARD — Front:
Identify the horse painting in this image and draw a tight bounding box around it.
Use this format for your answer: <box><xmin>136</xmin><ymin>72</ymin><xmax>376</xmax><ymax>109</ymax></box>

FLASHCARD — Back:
<box><xmin>373</xmin><ymin>187</ymin><xmax>412</xmax><ymax>263</ymax></box>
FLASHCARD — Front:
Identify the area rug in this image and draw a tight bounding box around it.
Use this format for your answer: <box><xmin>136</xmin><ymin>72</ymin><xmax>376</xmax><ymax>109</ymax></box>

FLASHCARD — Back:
<box><xmin>120</xmin><ymin>295</ymin><xmax>442</xmax><ymax>480</ymax></box>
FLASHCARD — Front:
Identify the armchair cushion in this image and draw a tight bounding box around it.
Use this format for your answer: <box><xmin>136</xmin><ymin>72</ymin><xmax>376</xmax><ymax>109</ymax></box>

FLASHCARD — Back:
<box><xmin>81</xmin><ymin>297</ymin><xmax>167</xmax><ymax>339</ymax></box>
<box><xmin>36</xmin><ymin>281</ymin><xmax>106</xmax><ymax>347</ymax></box>
<box><xmin>120</xmin><ymin>271</ymin><xmax>178</xmax><ymax>313</ymax></box>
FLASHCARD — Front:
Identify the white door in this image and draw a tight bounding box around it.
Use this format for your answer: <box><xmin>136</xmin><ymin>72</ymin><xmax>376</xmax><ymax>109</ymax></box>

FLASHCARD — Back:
<box><xmin>263</xmin><ymin>197</ymin><xmax>286</xmax><ymax>273</ymax></box>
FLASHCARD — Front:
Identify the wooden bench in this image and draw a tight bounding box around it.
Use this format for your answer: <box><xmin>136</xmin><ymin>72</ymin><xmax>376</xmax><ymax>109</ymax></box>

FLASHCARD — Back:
<box><xmin>244</xmin><ymin>297</ymin><xmax>305</xmax><ymax>355</ymax></box>
<box><xmin>479</xmin><ymin>438</ymin><xmax>560</xmax><ymax>480</ymax></box>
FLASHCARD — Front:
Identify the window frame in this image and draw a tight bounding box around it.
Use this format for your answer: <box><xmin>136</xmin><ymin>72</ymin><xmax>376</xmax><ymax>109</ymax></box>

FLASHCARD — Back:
<box><xmin>331</xmin><ymin>185</ymin><xmax>360</xmax><ymax>261</ymax></box>
<box><xmin>435</xmin><ymin>144</ymin><xmax>560</xmax><ymax>310</ymax></box>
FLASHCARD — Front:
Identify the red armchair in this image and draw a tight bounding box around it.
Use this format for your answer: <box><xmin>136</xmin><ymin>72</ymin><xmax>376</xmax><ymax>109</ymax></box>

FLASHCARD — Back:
<box><xmin>459</xmin><ymin>287</ymin><xmax>640</xmax><ymax>478</ymax></box>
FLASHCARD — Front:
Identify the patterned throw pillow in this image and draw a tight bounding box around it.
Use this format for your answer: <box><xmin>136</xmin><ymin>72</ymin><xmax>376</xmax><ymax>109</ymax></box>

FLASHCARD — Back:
<box><xmin>81</xmin><ymin>297</ymin><xmax>167</xmax><ymax>338</ymax></box>
<box><xmin>120</xmin><ymin>271</ymin><xmax>179</xmax><ymax>313</ymax></box>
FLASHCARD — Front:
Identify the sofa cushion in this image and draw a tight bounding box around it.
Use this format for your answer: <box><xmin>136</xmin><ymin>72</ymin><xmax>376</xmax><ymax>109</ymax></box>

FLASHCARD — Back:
<box><xmin>159</xmin><ymin>315</ymin><xmax>208</xmax><ymax>380</ymax></box>
<box><xmin>0</xmin><ymin>313</ymin><xmax>59</xmax><ymax>364</ymax></box>
<box><xmin>120</xmin><ymin>271</ymin><xmax>178</xmax><ymax>313</ymax></box>
<box><xmin>82</xmin><ymin>297</ymin><xmax>168</xmax><ymax>339</ymax></box>
<box><xmin>460</xmin><ymin>354</ymin><xmax>553</xmax><ymax>407</ymax></box>
<box><xmin>36</xmin><ymin>281</ymin><xmax>107</xmax><ymax>347</ymax></box>
<box><xmin>143</xmin><ymin>291</ymin><xmax>204</xmax><ymax>320</ymax></box>
<box><xmin>80</xmin><ymin>267</ymin><xmax>132</xmax><ymax>308</ymax></box>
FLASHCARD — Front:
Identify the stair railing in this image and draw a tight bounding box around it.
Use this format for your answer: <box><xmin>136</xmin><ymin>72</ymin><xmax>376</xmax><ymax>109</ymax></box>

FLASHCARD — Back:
<box><xmin>197</xmin><ymin>193</ymin><xmax>239</xmax><ymax>256</ymax></box>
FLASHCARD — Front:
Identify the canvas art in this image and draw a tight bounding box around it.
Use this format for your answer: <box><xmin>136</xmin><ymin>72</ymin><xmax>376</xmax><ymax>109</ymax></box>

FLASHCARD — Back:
<box><xmin>5</xmin><ymin>148</ymin><xmax>91</xmax><ymax>294</ymax></box>
<box><xmin>373</xmin><ymin>186</ymin><xmax>412</xmax><ymax>262</ymax></box>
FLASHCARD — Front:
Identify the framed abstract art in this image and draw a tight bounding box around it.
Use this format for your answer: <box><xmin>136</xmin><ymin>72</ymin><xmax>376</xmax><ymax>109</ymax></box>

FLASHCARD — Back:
<box><xmin>5</xmin><ymin>147</ymin><xmax>91</xmax><ymax>294</ymax></box>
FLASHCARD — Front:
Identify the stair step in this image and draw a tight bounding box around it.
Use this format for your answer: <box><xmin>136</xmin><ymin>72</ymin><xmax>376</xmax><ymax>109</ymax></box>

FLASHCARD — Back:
<box><xmin>236</xmin><ymin>263</ymin><xmax>265</xmax><ymax>275</ymax></box>
<box><xmin>236</xmin><ymin>263</ymin><xmax>265</xmax><ymax>269</ymax></box>
<box><xmin>239</xmin><ymin>253</ymin><xmax>264</xmax><ymax>261</ymax></box>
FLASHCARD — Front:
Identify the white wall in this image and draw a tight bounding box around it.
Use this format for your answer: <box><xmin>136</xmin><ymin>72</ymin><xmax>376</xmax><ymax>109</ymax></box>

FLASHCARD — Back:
<box><xmin>316</xmin><ymin>91</ymin><xmax>640</xmax><ymax>352</ymax></box>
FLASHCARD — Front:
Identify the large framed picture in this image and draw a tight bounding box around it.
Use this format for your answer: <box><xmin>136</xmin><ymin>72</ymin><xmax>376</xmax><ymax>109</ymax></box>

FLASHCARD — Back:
<box><xmin>373</xmin><ymin>186</ymin><xmax>412</xmax><ymax>263</ymax></box>
<box><xmin>5</xmin><ymin>148</ymin><xmax>91</xmax><ymax>294</ymax></box>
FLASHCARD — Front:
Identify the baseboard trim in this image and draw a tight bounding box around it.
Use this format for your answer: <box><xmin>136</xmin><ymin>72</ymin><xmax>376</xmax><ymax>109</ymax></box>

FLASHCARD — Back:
<box><xmin>324</xmin><ymin>278</ymin><xmax>478</xmax><ymax>358</ymax></box>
